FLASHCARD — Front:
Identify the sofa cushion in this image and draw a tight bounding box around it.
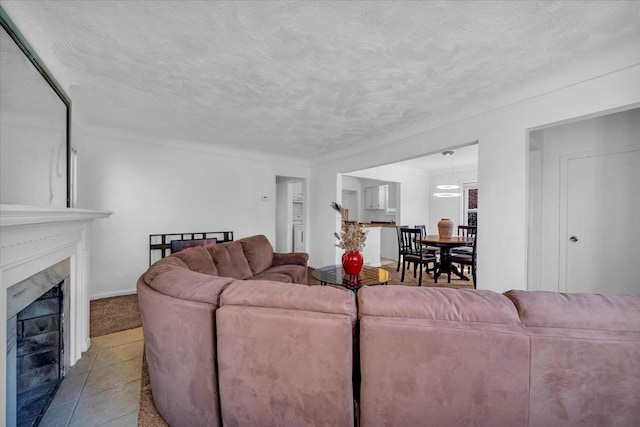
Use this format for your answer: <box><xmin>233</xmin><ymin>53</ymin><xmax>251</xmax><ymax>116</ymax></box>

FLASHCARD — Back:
<box><xmin>171</xmin><ymin>246</ymin><xmax>218</xmax><ymax>276</ymax></box>
<box><xmin>248</xmin><ymin>272</ymin><xmax>293</xmax><ymax>283</ymax></box>
<box><xmin>137</xmin><ymin>280</ymin><xmax>223</xmax><ymax>427</ymax></box>
<box><xmin>148</xmin><ymin>267</ymin><xmax>233</xmax><ymax>306</ymax></box>
<box><xmin>238</xmin><ymin>235</ymin><xmax>274</xmax><ymax>275</ymax></box>
<box><xmin>358</xmin><ymin>286</ymin><xmax>529</xmax><ymax>427</ymax></box>
<box><xmin>207</xmin><ymin>242</ymin><xmax>253</xmax><ymax>279</ymax></box>
<box><xmin>505</xmin><ymin>290</ymin><xmax>640</xmax><ymax>332</ymax></box>
<box><xmin>506</xmin><ymin>290</ymin><xmax>640</xmax><ymax>427</ymax></box>
<box><xmin>143</xmin><ymin>256</ymin><xmax>189</xmax><ymax>284</ymax></box>
<box><xmin>256</xmin><ymin>264</ymin><xmax>307</xmax><ymax>284</ymax></box>
<box><xmin>272</xmin><ymin>251</ymin><xmax>309</xmax><ymax>267</ymax></box>
<box><xmin>221</xmin><ymin>280</ymin><xmax>356</xmax><ymax>319</ymax></box>
<box><xmin>359</xmin><ymin>286</ymin><xmax>521</xmax><ymax>325</ymax></box>
<box><xmin>217</xmin><ymin>280</ymin><xmax>357</xmax><ymax>427</ymax></box>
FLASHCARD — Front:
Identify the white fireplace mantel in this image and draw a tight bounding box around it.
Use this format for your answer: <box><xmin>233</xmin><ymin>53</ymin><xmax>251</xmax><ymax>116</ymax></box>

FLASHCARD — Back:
<box><xmin>1</xmin><ymin>204</ymin><xmax>112</xmax><ymax>227</ymax></box>
<box><xmin>1</xmin><ymin>204</ymin><xmax>112</xmax><ymax>426</ymax></box>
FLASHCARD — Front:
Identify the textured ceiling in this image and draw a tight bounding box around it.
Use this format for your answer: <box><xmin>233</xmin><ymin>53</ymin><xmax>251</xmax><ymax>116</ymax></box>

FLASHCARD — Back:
<box><xmin>2</xmin><ymin>1</ymin><xmax>639</xmax><ymax>159</ymax></box>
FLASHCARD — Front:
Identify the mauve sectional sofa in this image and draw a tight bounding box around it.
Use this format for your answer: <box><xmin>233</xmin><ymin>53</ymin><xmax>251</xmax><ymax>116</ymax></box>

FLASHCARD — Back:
<box><xmin>358</xmin><ymin>287</ymin><xmax>640</xmax><ymax>427</ymax></box>
<box><xmin>137</xmin><ymin>235</ymin><xmax>640</xmax><ymax>427</ymax></box>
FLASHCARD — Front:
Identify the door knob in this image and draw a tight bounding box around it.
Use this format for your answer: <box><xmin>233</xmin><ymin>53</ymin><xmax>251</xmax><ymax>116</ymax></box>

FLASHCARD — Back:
<box><xmin>569</xmin><ymin>236</ymin><xmax>578</xmax><ymax>242</ymax></box>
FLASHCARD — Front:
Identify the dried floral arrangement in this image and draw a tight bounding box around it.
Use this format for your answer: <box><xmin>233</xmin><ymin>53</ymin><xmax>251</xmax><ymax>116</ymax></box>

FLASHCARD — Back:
<box><xmin>331</xmin><ymin>202</ymin><xmax>367</xmax><ymax>252</ymax></box>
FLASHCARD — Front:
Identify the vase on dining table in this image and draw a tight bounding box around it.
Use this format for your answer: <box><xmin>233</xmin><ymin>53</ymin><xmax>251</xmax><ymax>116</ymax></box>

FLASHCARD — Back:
<box><xmin>342</xmin><ymin>251</ymin><xmax>363</xmax><ymax>276</ymax></box>
<box><xmin>438</xmin><ymin>218</ymin><xmax>454</xmax><ymax>239</ymax></box>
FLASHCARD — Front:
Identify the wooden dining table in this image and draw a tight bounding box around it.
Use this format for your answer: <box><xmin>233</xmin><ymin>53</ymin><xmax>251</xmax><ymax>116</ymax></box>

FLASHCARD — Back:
<box><xmin>421</xmin><ymin>235</ymin><xmax>475</xmax><ymax>282</ymax></box>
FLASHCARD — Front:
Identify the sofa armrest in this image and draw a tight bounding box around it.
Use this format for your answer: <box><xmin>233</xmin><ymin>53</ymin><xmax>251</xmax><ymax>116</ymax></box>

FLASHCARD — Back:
<box><xmin>272</xmin><ymin>252</ymin><xmax>309</xmax><ymax>267</ymax></box>
<box><xmin>137</xmin><ymin>278</ymin><xmax>223</xmax><ymax>426</ymax></box>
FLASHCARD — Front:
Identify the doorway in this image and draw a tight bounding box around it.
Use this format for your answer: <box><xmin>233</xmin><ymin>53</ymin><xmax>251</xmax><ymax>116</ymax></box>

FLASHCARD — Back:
<box><xmin>275</xmin><ymin>176</ymin><xmax>306</xmax><ymax>253</ymax></box>
<box><xmin>527</xmin><ymin>107</ymin><xmax>640</xmax><ymax>294</ymax></box>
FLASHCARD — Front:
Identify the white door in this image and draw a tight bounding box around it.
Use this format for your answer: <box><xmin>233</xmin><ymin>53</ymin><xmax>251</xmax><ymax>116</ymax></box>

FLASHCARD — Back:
<box><xmin>562</xmin><ymin>148</ymin><xmax>640</xmax><ymax>294</ymax></box>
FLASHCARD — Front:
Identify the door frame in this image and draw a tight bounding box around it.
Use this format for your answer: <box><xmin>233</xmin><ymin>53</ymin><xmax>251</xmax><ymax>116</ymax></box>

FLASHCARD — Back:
<box><xmin>275</xmin><ymin>176</ymin><xmax>307</xmax><ymax>253</ymax></box>
<box><xmin>558</xmin><ymin>144</ymin><xmax>640</xmax><ymax>292</ymax></box>
<box><xmin>459</xmin><ymin>180</ymin><xmax>478</xmax><ymax>227</ymax></box>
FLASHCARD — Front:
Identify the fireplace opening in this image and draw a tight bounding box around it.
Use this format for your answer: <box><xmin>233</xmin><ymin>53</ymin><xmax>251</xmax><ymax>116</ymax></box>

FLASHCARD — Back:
<box><xmin>15</xmin><ymin>283</ymin><xmax>64</xmax><ymax>427</ymax></box>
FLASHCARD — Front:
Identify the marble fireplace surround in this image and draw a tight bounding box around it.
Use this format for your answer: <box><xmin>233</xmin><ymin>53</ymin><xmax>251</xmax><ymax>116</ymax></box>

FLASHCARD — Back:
<box><xmin>1</xmin><ymin>205</ymin><xmax>111</xmax><ymax>426</ymax></box>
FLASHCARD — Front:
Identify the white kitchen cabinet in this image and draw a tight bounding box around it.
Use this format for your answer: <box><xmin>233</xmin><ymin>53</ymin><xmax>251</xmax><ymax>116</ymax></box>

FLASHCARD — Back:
<box><xmin>365</xmin><ymin>186</ymin><xmax>385</xmax><ymax>210</ymax></box>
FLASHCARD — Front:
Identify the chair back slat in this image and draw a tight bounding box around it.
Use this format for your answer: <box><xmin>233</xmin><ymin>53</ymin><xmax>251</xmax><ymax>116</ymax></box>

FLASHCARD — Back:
<box><xmin>458</xmin><ymin>225</ymin><xmax>477</xmax><ymax>237</ymax></box>
<box><xmin>414</xmin><ymin>225</ymin><xmax>427</xmax><ymax>239</ymax></box>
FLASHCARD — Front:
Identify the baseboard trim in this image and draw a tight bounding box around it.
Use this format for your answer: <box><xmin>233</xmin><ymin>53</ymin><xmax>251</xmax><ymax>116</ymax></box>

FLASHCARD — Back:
<box><xmin>90</xmin><ymin>289</ymin><xmax>137</xmax><ymax>300</ymax></box>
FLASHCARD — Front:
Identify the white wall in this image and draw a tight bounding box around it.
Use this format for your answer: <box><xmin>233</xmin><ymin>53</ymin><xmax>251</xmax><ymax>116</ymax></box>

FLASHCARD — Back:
<box><xmin>529</xmin><ymin>108</ymin><xmax>640</xmax><ymax>291</ymax></box>
<box><xmin>341</xmin><ymin>175</ymin><xmax>362</xmax><ymax>221</ymax></box>
<box><xmin>309</xmin><ymin>65</ymin><xmax>640</xmax><ymax>292</ymax></box>
<box><xmin>79</xmin><ymin>129</ymin><xmax>309</xmax><ymax>298</ymax></box>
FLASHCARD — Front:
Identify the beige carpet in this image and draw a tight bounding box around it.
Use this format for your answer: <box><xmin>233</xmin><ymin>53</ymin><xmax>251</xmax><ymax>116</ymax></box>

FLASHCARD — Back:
<box><xmin>139</xmin><ymin>354</ymin><xmax>169</xmax><ymax>427</ymax></box>
<box><xmin>90</xmin><ymin>293</ymin><xmax>141</xmax><ymax>337</ymax></box>
<box><xmin>136</xmin><ymin>262</ymin><xmax>474</xmax><ymax>425</ymax></box>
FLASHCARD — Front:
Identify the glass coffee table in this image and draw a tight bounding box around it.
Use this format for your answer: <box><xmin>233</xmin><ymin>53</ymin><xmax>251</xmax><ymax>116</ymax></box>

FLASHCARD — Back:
<box><xmin>312</xmin><ymin>265</ymin><xmax>390</xmax><ymax>291</ymax></box>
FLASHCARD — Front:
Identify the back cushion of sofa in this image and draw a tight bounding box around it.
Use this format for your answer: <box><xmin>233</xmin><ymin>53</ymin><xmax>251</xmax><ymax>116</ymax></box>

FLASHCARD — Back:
<box><xmin>207</xmin><ymin>241</ymin><xmax>253</xmax><ymax>279</ymax></box>
<box><xmin>143</xmin><ymin>256</ymin><xmax>189</xmax><ymax>284</ymax></box>
<box><xmin>217</xmin><ymin>281</ymin><xmax>356</xmax><ymax>426</ymax></box>
<box><xmin>505</xmin><ymin>290</ymin><xmax>640</xmax><ymax>332</ymax></box>
<box><xmin>171</xmin><ymin>246</ymin><xmax>218</xmax><ymax>276</ymax></box>
<box><xmin>357</xmin><ymin>286</ymin><xmax>529</xmax><ymax>427</ymax></box>
<box><xmin>148</xmin><ymin>268</ymin><xmax>233</xmax><ymax>305</ymax></box>
<box><xmin>221</xmin><ymin>279</ymin><xmax>357</xmax><ymax>318</ymax></box>
<box><xmin>359</xmin><ymin>286</ymin><xmax>522</xmax><ymax>325</ymax></box>
<box><xmin>238</xmin><ymin>235</ymin><xmax>274</xmax><ymax>275</ymax></box>
<box><xmin>505</xmin><ymin>290</ymin><xmax>640</xmax><ymax>427</ymax></box>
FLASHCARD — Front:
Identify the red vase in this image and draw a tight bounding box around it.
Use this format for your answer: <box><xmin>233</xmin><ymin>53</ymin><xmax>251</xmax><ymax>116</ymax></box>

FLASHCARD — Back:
<box><xmin>342</xmin><ymin>251</ymin><xmax>363</xmax><ymax>275</ymax></box>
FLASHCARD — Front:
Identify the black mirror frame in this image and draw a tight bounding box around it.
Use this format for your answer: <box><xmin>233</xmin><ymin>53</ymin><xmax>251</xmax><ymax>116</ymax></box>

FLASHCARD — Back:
<box><xmin>0</xmin><ymin>6</ymin><xmax>72</xmax><ymax>207</ymax></box>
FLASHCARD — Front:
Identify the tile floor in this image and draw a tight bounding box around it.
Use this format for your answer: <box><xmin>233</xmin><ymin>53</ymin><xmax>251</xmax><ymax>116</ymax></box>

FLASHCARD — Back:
<box><xmin>39</xmin><ymin>327</ymin><xmax>143</xmax><ymax>427</ymax></box>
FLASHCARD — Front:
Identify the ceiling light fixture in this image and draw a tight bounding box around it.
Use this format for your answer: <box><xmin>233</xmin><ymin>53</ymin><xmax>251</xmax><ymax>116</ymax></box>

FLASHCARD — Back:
<box><xmin>434</xmin><ymin>150</ymin><xmax>462</xmax><ymax>198</ymax></box>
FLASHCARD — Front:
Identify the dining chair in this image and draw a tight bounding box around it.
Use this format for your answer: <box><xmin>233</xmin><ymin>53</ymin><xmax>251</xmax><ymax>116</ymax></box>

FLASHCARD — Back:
<box><xmin>400</xmin><ymin>228</ymin><xmax>437</xmax><ymax>286</ymax></box>
<box><xmin>414</xmin><ymin>225</ymin><xmax>439</xmax><ymax>255</ymax></box>
<box><xmin>452</xmin><ymin>225</ymin><xmax>477</xmax><ymax>272</ymax></box>
<box><xmin>450</xmin><ymin>235</ymin><xmax>477</xmax><ymax>288</ymax></box>
<box><xmin>395</xmin><ymin>225</ymin><xmax>409</xmax><ymax>271</ymax></box>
